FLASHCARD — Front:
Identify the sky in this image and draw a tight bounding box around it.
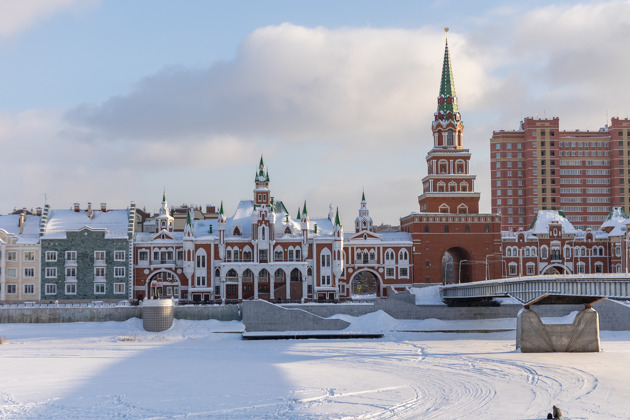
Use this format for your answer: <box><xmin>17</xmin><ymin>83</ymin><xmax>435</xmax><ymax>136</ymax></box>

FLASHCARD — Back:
<box><xmin>2</xmin><ymin>0</ymin><xmax>630</xmax><ymax>227</ymax></box>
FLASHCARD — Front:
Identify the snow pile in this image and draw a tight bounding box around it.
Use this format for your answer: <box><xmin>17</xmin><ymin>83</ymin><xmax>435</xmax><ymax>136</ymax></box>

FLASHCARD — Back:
<box><xmin>408</xmin><ymin>285</ymin><xmax>446</xmax><ymax>305</ymax></box>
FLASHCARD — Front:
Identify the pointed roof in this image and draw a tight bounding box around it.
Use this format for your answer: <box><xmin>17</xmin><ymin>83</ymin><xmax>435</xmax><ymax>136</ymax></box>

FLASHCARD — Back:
<box><xmin>436</xmin><ymin>28</ymin><xmax>459</xmax><ymax>119</ymax></box>
<box><xmin>186</xmin><ymin>208</ymin><xmax>193</xmax><ymax>226</ymax></box>
<box><xmin>361</xmin><ymin>190</ymin><xmax>366</xmax><ymax>202</ymax></box>
<box><xmin>302</xmin><ymin>201</ymin><xmax>308</xmax><ymax>216</ymax></box>
<box><xmin>297</xmin><ymin>207</ymin><xmax>301</xmax><ymax>220</ymax></box>
<box><xmin>219</xmin><ymin>201</ymin><xmax>224</xmax><ymax>216</ymax></box>
<box><xmin>162</xmin><ymin>190</ymin><xmax>166</xmax><ymax>203</ymax></box>
<box><xmin>335</xmin><ymin>207</ymin><xmax>342</xmax><ymax>227</ymax></box>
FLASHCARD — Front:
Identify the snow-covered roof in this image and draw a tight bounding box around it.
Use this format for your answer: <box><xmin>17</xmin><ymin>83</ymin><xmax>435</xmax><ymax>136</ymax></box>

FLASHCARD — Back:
<box><xmin>529</xmin><ymin>211</ymin><xmax>577</xmax><ymax>235</ymax></box>
<box><xmin>134</xmin><ymin>231</ymin><xmax>184</xmax><ymax>242</ymax></box>
<box><xmin>600</xmin><ymin>207</ymin><xmax>629</xmax><ymax>237</ymax></box>
<box><xmin>42</xmin><ymin>209</ymin><xmax>130</xmax><ymax>239</ymax></box>
<box><xmin>0</xmin><ymin>214</ymin><xmax>42</xmax><ymax>244</ymax></box>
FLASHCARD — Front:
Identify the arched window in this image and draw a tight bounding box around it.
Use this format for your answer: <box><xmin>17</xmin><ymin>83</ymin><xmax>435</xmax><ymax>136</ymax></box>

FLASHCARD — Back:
<box><xmin>296</xmin><ymin>248</ymin><xmax>301</xmax><ymax>261</ymax></box>
<box><xmin>196</xmin><ymin>249</ymin><xmax>207</xmax><ymax>268</ymax></box>
<box><xmin>531</xmin><ymin>247</ymin><xmax>537</xmax><ymax>257</ymax></box>
<box><xmin>369</xmin><ymin>251</ymin><xmax>376</xmax><ymax>262</ymax></box>
<box><xmin>447</xmin><ymin>130</ymin><xmax>454</xmax><ymax>146</ymax></box>
<box><xmin>506</xmin><ymin>247</ymin><xmax>512</xmax><ymax>257</ymax></box>
<box><xmin>564</xmin><ymin>246</ymin><xmax>571</xmax><ymax>259</ymax></box>
<box><xmin>540</xmin><ymin>246</ymin><xmax>548</xmax><ymax>260</ymax></box>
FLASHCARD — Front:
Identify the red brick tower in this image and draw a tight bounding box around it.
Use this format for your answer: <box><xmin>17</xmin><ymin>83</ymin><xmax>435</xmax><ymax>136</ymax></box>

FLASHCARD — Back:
<box><xmin>401</xmin><ymin>29</ymin><xmax>502</xmax><ymax>284</ymax></box>
<box><xmin>418</xmin><ymin>32</ymin><xmax>480</xmax><ymax>214</ymax></box>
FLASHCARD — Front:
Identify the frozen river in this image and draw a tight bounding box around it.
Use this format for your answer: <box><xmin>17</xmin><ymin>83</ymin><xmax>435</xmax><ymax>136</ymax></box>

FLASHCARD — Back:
<box><xmin>1</xmin><ymin>315</ymin><xmax>629</xmax><ymax>419</ymax></box>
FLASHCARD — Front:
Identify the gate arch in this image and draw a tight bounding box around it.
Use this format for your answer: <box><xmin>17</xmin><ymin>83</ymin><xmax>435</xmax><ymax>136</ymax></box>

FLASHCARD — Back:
<box><xmin>146</xmin><ymin>269</ymin><xmax>182</xmax><ymax>299</ymax></box>
<box><xmin>349</xmin><ymin>269</ymin><xmax>382</xmax><ymax>298</ymax></box>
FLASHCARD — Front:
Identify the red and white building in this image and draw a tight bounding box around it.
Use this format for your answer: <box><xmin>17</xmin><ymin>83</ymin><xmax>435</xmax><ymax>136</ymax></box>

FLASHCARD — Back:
<box><xmin>133</xmin><ymin>158</ymin><xmax>414</xmax><ymax>302</ymax></box>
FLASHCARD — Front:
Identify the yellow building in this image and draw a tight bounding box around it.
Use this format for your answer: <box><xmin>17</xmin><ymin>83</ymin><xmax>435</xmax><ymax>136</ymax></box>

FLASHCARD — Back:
<box><xmin>0</xmin><ymin>210</ymin><xmax>43</xmax><ymax>303</ymax></box>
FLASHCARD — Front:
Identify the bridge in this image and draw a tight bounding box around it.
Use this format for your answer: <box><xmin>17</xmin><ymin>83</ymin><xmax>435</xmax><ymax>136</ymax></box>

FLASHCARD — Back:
<box><xmin>439</xmin><ymin>274</ymin><xmax>630</xmax><ymax>307</ymax></box>
<box><xmin>439</xmin><ymin>274</ymin><xmax>630</xmax><ymax>352</ymax></box>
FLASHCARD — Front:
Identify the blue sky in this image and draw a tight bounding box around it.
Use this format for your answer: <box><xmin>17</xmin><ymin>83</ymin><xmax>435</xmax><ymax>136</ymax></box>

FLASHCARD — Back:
<box><xmin>1</xmin><ymin>0</ymin><xmax>629</xmax><ymax>227</ymax></box>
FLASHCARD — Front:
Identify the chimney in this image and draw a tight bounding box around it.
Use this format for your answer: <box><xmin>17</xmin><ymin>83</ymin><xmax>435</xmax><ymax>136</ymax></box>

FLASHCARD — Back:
<box><xmin>73</xmin><ymin>203</ymin><xmax>80</xmax><ymax>212</ymax></box>
<box><xmin>87</xmin><ymin>202</ymin><xmax>93</xmax><ymax>218</ymax></box>
<box><xmin>101</xmin><ymin>202</ymin><xmax>107</xmax><ymax>212</ymax></box>
<box><xmin>19</xmin><ymin>210</ymin><xmax>26</xmax><ymax>234</ymax></box>
<box><xmin>35</xmin><ymin>207</ymin><xmax>42</xmax><ymax>216</ymax></box>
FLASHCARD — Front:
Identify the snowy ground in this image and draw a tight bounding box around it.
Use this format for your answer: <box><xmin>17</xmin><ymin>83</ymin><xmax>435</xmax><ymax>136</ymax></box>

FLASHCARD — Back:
<box><xmin>1</xmin><ymin>315</ymin><xmax>629</xmax><ymax>419</ymax></box>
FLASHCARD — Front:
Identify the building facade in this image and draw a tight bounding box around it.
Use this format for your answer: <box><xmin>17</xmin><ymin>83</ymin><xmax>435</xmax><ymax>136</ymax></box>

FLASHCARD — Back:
<box><xmin>491</xmin><ymin>117</ymin><xmax>630</xmax><ymax>232</ymax></box>
<box><xmin>0</xmin><ymin>210</ymin><xmax>43</xmax><ymax>302</ymax></box>
<box><xmin>501</xmin><ymin>209</ymin><xmax>628</xmax><ymax>277</ymax></box>
<box><xmin>39</xmin><ymin>202</ymin><xmax>136</xmax><ymax>301</ymax></box>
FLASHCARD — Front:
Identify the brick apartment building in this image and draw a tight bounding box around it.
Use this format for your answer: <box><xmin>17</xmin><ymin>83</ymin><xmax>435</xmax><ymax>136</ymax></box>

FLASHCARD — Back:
<box><xmin>491</xmin><ymin>117</ymin><xmax>630</xmax><ymax>231</ymax></box>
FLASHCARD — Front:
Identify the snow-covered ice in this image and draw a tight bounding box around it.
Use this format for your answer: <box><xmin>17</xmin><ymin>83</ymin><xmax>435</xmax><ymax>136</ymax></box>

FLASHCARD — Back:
<box><xmin>1</xmin><ymin>316</ymin><xmax>629</xmax><ymax>419</ymax></box>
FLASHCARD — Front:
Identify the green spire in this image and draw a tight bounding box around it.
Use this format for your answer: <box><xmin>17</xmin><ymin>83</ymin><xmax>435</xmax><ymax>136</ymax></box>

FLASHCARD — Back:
<box><xmin>219</xmin><ymin>201</ymin><xmax>224</xmax><ymax>216</ymax></box>
<box><xmin>436</xmin><ymin>28</ymin><xmax>459</xmax><ymax>120</ymax></box>
<box><xmin>302</xmin><ymin>201</ymin><xmax>308</xmax><ymax>216</ymax></box>
<box><xmin>186</xmin><ymin>209</ymin><xmax>192</xmax><ymax>226</ymax></box>
<box><xmin>297</xmin><ymin>207</ymin><xmax>301</xmax><ymax>220</ymax></box>
<box><xmin>335</xmin><ymin>207</ymin><xmax>342</xmax><ymax>227</ymax></box>
<box><xmin>162</xmin><ymin>190</ymin><xmax>166</xmax><ymax>203</ymax></box>
<box><xmin>259</xmin><ymin>154</ymin><xmax>264</xmax><ymax>167</ymax></box>
<box><xmin>361</xmin><ymin>190</ymin><xmax>366</xmax><ymax>202</ymax></box>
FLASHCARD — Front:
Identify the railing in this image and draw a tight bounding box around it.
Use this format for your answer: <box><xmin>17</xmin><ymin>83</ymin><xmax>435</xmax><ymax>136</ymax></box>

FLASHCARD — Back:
<box><xmin>440</xmin><ymin>274</ymin><xmax>630</xmax><ymax>305</ymax></box>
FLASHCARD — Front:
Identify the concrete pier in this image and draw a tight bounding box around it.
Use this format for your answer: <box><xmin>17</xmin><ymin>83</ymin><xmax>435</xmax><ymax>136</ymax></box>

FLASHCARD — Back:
<box><xmin>516</xmin><ymin>306</ymin><xmax>600</xmax><ymax>352</ymax></box>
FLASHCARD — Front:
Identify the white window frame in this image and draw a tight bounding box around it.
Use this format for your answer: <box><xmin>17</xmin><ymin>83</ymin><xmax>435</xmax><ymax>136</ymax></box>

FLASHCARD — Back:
<box><xmin>46</xmin><ymin>251</ymin><xmax>57</xmax><ymax>262</ymax></box>
<box><xmin>66</xmin><ymin>251</ymin><xmax>77</xmax><ymax>262</ymax></box>
<box><xmin>7</xmin><ymin>251</ymin><xmax>17</xmax><ymax>261</ymax></box>
<box><xmin>24</xmin><ymin>267</ymin><xmax>35</xmax><ymax>278</ymax></box>
<box><xmin>94</xmin><ymin>283</ymin><xmax>106</xmax><ymax>294</ymax></box>
<box><xmin>65</xmin><ymin>283</ymin><xmax>77</xmax><ymax>295</ymax></box>
<box><xmin>24</xmin><ymin>284</ymin><xmax>35</xmax><ymax>294</ymax></box>
<box><xmin>114</xmin><ymin>267</ymin><xmax>125</xmax><ymax>278</ymax></box>
<box><xmin>94</xmin><ymin>250</ymin><xmax>106</xmax><ymax>262</ymax></box>
<box><xmin>45</xmin><ymin>267</ymin><xmax>57</xmax><ymax>278</ymax></box>
<box><xmin>114</xmin><ymin>250</ymin><xmax>126</xmax><ymax>261</ymax></box>
<box><xmin>113</xmin><ymin>283</ymin><xmax>126</xmax><ymax>294</ymax></box>
<box><xmin>6</xmin><ymin>284</ymin><xmax>17</xmax><ymax>294</ymax></box>
<box><xmin>94</xmin><ymin>266</ymin><xmax>106</xmax><ymax>279</ymax></box>
<box><xmin>45</xmin><ymin>283</ymin><xmax>57</xmax><ymax>295</ymax></box>
<box><xmin>24</xmin><ymin>251</ymin><xmax>35</xmax><ymax>262</ymax></box>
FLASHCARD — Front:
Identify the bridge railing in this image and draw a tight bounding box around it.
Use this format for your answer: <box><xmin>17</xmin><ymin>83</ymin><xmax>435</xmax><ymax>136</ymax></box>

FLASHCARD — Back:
<box><xmin>440</xmin><ymin>274</ymin><xmax>630</xmax><ymax>305</ymax></box>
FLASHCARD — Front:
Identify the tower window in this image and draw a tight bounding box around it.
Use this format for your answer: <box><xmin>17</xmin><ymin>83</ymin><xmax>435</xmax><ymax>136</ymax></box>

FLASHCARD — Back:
<box><xmin>447</xmin><ymin>130</ymin><xmax>454</xmax><ymax>146</ymax></box>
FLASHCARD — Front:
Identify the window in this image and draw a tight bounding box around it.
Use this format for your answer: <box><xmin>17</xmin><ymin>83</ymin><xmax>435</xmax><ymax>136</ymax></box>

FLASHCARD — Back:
<box><xmin>46</xmin><ymin>251</ymin><xmax>57</xmax><ymax>262</ymax></box>
<box><xmin>6</xmin><ymin>284</ymin><xmax>16</xmax><ymax>294</ymax></box>
<box><xmin>526</xmin><ymin>264</ymin><xmax>535</xmax><ymax>276</ymax></box>
<box><xmin>139</xmin><ymin>251</ymin><xmax>148</xmax><ymax>261</ymax></box>
<box><xmin>65</xmin><ymin>251</ymin><xmax>77</xmax><ymax>262</ymax></box>
<box><xmin>94</xmin><ymin>251</ymin><xmax>106</xmax><ymax>262</ymax></box>
<box><xmin>24</xmin><ymin>284</ymin><xmax>35</xmax><ymax>294</ymax></box>
<box><xmin>399</xmin><ymin>267</ymin><xmax>409</xmax><ymax>278</ymax></box>
<box><xmin>386</xmin><ymin>267</ymin><xmax>395</xmax><ymax>278</ymax></box>
<box><xmin>274</xmin><ymin>250</ymin><xmax>283</xmax><ymax>261</ymax></box>
<box><xmin>66</xmin><ymin>267</ymin><xmax>76</xmax><ymax>278</ymax></box>
<box><xmin>45</xmin><ymin>267</ymin><xmax>56</xmax><ymax>278</ymax></box>
<box><xmin>24</xmin><ymin>251</ymin><xmax>35</xmax><ymax>261</ymax></box>
<box><xmin>321</xmin><ymin>275</ymin><xmax>332</xmax><ymax>286</ymax></box>
<box><xmin>196</xmin><ymin>276</ymin><xmax>206</xmax><ymax>287</ymax></box>
<box><xmin>45</xmin><ymin>283</ymin><xmax>57</xmax><ymax>295</ymax></box>
<box><xmin>22</xmin><ymin>267</ymin><xmax>34</xmax><ymax>278</ymax></box>
<box><xmin>321</xmin><ymin>253</ymin><xmax>331</xmax><ymax>267</ymax></box>
<box><xmin>114</xmin><ymin>283</ymin><xmax>126</xmax><ymax>294</ymax></box>
<box><xmin>508</xmin><ymin>263</ymin><xmax>517</xmax><ymax>276</ymax></box>
<box><xmin>196</xmin><ymin>254</ymin><xmax>206</xmax><ymax>268</ymax></box>
<box><xmin>541</xmin><ymin>246</ymin><xmax>548</xmax><ymax>259</ymax></box>
<box><xmin>94</xmin><ymin>267</ymin><xmax>106</xmax><ymax>278</ymax></box>
<box><xmin>6</xmin><ymin>268</ymin><xmax>17</xmax><ymax>278</ymax></box>
<box><xmin>114</xmin><ymin>250</ymin><xmax>125</xmax><ymax>261</ymax></box>
<box><xmin>65</xmin><ymin>283</ymin><xmax>77</xmax><ymax>295</ymax></box>
<box><xmin>114</xmin><ymin>267</ymin><xmax>125</xmax><ymax>278</ymax></box>
<box><xmin>94</xmin><ymin>283</ymin><xmax>106</xmax><ymax>294</ymax></box>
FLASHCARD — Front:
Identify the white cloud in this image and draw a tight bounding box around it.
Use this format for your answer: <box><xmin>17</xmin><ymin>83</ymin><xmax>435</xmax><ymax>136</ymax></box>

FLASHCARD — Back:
<box><xmin>5</xmin><ymin>1</ymin><xmax>630</xmax><ymax>226</ymax></box>
<box><xmin>0</xmin><ymin>0</ymin><xmax>97</xmax><ymax>39</ymax></box>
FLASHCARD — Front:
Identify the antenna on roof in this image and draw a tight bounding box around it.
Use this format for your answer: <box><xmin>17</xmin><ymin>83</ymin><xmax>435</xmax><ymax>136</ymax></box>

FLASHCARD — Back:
<box><xmin>40</xmin><ymin>193</ymin><xmax>47</xmax><ymax>205</ymax></box>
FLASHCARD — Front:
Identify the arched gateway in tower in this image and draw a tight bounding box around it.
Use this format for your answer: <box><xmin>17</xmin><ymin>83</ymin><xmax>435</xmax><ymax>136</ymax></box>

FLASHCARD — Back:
<box><xmin>400</xmin><ymin>29</ymin><xmax>502</xmax><ymax>284</ymax></box>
